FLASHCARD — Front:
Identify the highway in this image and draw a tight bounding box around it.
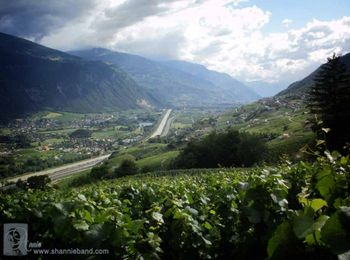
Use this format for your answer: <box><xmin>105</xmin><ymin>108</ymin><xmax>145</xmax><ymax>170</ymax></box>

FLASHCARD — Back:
<box><xmin>150</xmin><ymin>109</ymin><xmax>172</xmax><ymax>138</ymax></box>
<box><xmin>1</xmin><ymin>154</ymin><xmax>110</xmax><ymax>187</ymax></box>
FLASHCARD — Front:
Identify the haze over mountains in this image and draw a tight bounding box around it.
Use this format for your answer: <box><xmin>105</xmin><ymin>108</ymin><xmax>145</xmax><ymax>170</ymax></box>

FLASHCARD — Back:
<box><xmin>70</xmin><ymin>48</ymin><xmax>259</xmax><ymax>106</ymax></box>
<box><xmin>245</xmin><ymin>81</ymin><xmax>287</xmax><ymax>98</ymax></box>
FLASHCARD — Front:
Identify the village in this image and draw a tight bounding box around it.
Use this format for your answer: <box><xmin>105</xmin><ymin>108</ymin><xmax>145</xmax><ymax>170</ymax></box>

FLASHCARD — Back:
<box><xmin>0</xmin><ymin>110</ymin><xmax>158</xmax><ymax>178</ymax></box>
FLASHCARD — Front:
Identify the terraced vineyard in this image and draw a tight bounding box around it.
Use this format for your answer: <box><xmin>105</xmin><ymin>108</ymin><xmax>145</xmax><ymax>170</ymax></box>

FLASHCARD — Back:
<box><xmin>1</xmin><ymin>151</ymin><xmax>349</xmax><ymax>259</ymax></box>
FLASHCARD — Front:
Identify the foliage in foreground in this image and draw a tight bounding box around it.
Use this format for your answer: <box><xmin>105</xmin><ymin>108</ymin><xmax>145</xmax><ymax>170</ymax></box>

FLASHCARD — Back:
<box><xmin>1</xmin><ymin>152</ymin><xmax>349</xmax><ymax>259</ymax></box>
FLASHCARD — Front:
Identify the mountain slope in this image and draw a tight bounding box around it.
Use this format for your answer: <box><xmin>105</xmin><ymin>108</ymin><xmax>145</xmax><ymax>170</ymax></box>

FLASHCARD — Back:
<box><xmin>0</xmin><ymin>33</ymin><xmax>155</xmax><ymax>120</ymax></box>
<box><xmin>70</xmin><ymin>48</ymin><xmax>259</xmax><ymax>106</ymax></box>
<box><xmin>277</xmin><ymin>53</ymin><xmax>350</xmax><ymax>97</ymax></box>
<box><xmin>161</xmin><ymin>60</ymin><xmax>259</xmax><ymax>102</ymax></box>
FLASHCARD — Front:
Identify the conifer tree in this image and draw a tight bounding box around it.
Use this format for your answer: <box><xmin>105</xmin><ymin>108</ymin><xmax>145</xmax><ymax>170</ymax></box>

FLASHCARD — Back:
<box><xmin>307</xmin><ymin>54</ymin><xmax>350</xmax><ymax>151</ymax></box>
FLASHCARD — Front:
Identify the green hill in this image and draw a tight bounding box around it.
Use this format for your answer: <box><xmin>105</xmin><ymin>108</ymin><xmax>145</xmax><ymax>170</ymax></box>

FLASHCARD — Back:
<box><xmin>216</xmin><ymin>97</ymin><xmax>314</xmax><ymax>159</ymax></box>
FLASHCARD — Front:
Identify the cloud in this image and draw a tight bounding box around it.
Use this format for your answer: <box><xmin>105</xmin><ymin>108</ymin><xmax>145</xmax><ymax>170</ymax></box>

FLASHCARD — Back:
<box><xmin>0</xmin><ymin>0</ymin><xmax>96</xmax><ymax>40</ymax></box>
<box><xmin>92</xmin><ymin>0</ymin><xmax>198</xmax><ymax>32</ymax></box>
<box><xmin>282</xmin><ymin>19</ymin><xmax>293</xmax><ymax>28</ymax></box>
<box><xmin>1</xmin><ymin>0</ymin><xmax>350</xmax><ymax>84</ymax></box>
<box><xmin>206</xmin><ymin>16</ymin><xmax>350</xmax><ymax>83</ymax></box>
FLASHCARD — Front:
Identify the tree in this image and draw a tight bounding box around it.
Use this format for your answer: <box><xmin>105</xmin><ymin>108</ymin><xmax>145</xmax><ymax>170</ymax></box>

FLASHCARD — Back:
<box><xmin>174</xmin><ymin>130</ymin><xmax>266</xmax><ymax>169</ymax></box>
<box><xmin>26</xmin><ymin>175</ymin><xmax>51</xmax><ymax>190</ymax></box>
<box><xmin>69</xmin><ymin>129</ymin><xmax>92</xmax><ymax>139</ymax></box>
<box><xmin>114</xmin><ymin>156</ymin><xmax>138</xmax><ymax>177</ymax></box>
<box><xmin>307</xmin><ymin>54</ymin><xmax>350</xmax><ymax>151</ymax></box>
<box><xmin>91</xmin><ymin>164</ymin><xmax>109</xmax><ymax>179</ymax></box>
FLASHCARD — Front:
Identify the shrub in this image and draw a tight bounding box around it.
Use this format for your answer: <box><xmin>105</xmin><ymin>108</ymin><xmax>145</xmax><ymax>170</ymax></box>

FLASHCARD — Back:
<box><xmin>69</xmin><ymin>129</ymin><xmax>92</xmax><ymax>139</ymax></box>
<box><xmin>90</xmin><ymin>164</ymin><xmax>110</xmax><ymax>179</ymax></box>
<box><xmin>114</xmin><ymin>156</ymin><xmax>138</xmax><ymax>177</ymax></box>
<box><xmin>26</xmin><ymin>175</ymin><xmax>51</xmax><ymax>190</ymax></box>
<box><xmin>174</xmin><ymin>129</ymin><xmax>266</xmax><ymax>168</ymax></box>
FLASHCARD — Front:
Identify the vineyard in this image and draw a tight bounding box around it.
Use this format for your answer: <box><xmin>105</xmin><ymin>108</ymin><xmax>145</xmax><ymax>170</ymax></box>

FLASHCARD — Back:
<box><xmin>1</xmin><ymin>151</ymin><xmax>350</xmax><ymax>259</ymax></box>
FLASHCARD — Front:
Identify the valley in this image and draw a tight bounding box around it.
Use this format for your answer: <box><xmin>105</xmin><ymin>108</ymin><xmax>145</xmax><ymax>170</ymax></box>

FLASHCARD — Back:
<box><xmin>0</xmin><ymin>106</ymin><xmax>230</xmax><ymax>184</ymax></box>
<box><xmin>0</xmin><ymin>109</ymin><xmax>160</xmax><ymax>180</ymax></box>
<box><xmin>1</xmin><ymin>17</ymin><xmax>350</xmax><ymax>259</ymax></box>
<box><xmin>1</xmin><ymin>108</ymin><xmax>176</xmax><ymax>185</ymax></box>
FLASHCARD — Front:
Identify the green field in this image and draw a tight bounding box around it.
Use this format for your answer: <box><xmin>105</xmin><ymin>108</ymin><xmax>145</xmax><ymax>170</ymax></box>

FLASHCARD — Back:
<box><xmin>136</xmin><ymin>150</ymin><xmax>179</xmax><ymax>171</ymax></box>
<box><xmin>32</xmin><ymin>111</ymin><xmax>86</xmax><ymax>121</ymax></box>
<box><xmin>106</xmin><ymin>143</ymin><xmax>178</xmax><ymax>172</ymax></box>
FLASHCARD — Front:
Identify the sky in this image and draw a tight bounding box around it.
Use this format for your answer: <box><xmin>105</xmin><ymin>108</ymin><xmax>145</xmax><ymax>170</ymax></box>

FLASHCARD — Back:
<box><xmin>1</xmin><ymin>0</ymin><xmax>350</xmax><ymax>86</ymax></box>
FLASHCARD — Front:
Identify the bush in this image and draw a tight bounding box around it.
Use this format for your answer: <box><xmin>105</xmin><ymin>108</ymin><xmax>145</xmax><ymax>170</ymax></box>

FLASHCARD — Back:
<box><xmin>114</xmin><ymin>156</ymin><xmax>138</xmax><ymax>177</ymax></box>
<box><xmin>175</xmin><ymin>129</ymin><xmax>266</xmax><ymax>168</ymax></box>
<box><xmin>69</xmin><ymin>129</ymin><xmax>92</xmax><ymax>139</ymax></box>
<box><xmin>26</xmin><ymin>175</ymin><xmax>51</xmax><ymax>190</ymax></box>
<box><xmin>91</xmin><ymin>164</ymin><xmax>110</xmax><ymax>179</ymax></box>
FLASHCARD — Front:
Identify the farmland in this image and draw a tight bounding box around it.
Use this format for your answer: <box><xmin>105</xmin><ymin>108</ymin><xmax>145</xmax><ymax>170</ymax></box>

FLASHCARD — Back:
<box><xmin>1</xmin><ymin>151</ymin><xmax>349</xmax><ymax>259</ymax></box>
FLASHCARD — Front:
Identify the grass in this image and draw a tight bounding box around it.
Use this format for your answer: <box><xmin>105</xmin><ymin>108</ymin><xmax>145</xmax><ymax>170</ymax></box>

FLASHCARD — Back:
<box><xmin>54</xmin><ymin>169</ymin><xmax>92</xmax><ymax>189</ymax></box>
<box><xmin>172</xmin><ymin>122</ymin><xmax>192</xmax><ymax>129</ymax></box>
<box><xmin>44</xmin><ymin>138</ymin><xmax>64</xmax><ymax>144</ymax></box>
<box><xmin>32</xmin><ymin>111</ymin><xmax>86</xmax><ymax>121</ymax></box>
<box><xmin>106</xmin><ymin>142</ymin><xmax>178</xmax><ymax>172</ymax></box>
<box><xmin>117</xmin><ymin>143</ymin><xmax>166</xmax><ymax>158</ymax></box>
<box><xmin>38</xmin><ymin>128</ymin><xmax>76</xmax><ymax>134</ymax></box>
<box><xmin>0</xmin><ymin>128</ymin><xmax>11</xmax><ymax>135</ymax></box>
<box><xmin>215</xmin><ymin>99</ymin><xmax>313</xmax><ymax>160</ymax></box>
<box><xmin>136</xmin><ymin>150</ymin><xmax>179</xmax><ymax>171</ymax></box>
<box><xmin>92</xmin><ymin>128</ymin><xmax>117</xmax><ymax>139</ymax></box>
<box><xmin>42</xmin><ymin>112</ymin><xmax>62</xmax><ymax>119</ymax></box>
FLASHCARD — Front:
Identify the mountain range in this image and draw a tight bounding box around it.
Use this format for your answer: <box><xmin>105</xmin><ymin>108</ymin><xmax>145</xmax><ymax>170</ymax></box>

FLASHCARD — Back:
<box><xmin>0</xmin><ymin>32</ymin><xmax>156</xmax><ymax>121</ymax></box>
<box><xmin>70</xmin><ymin>48</ymin><xmax>259</xmax><ymax>106</ymax></box>
<box><xmin>0</xmin><ymin>32</ymin><xmax>260</xmax><ymax>121</ymax></box>
<box><xmin>3</xmin><ymin>31</ymin><xmax>347</xmax><ymax>121</ymax></box>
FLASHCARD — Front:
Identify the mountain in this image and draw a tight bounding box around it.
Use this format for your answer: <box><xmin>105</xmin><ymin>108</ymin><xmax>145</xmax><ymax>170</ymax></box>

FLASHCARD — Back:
<box><xmin>0</xmin><ymin>32</ymin><xmax>156</xmax><ymax>121</ymax></box>
<box><xmin>277</xmin><ymin>53</ymin><xmax>350</xmax><ymax>97</ymax></box>
<box><xmin>70</xmin><ymin>48</ymin><xmax>259</xmax><ymax>106</ymax></box>
<box><xmin>161</xmin><ymin>60</ymin><xmax>259</xmax><ymax>102</ymax></box>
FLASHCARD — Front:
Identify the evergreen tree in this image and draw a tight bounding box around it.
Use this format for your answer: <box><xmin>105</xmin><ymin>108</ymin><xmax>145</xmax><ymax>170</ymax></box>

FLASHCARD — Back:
<box><xmin>307</xmin><ymin>54</ymin><xmax>350</xmax><ymax>151</ymax></box>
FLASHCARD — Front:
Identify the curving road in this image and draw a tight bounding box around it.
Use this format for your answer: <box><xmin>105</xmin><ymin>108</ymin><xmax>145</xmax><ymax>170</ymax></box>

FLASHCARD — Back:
<box><xmin>150</xmin><ymin>109</ymin><xmax>172</xmax><ymax>138</ymax></box>
<box><xmin>1</xmin><ymin>154</ymin><xmax>110</xmax><ymax>187</ymax></box>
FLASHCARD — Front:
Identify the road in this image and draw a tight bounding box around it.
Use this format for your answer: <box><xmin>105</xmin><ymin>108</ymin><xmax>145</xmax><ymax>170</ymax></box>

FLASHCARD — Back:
<box><xmin>161</xmin><ymin>116</ymin><xmax>174</xmax><ymax>137</ymax></box>
<box><xmin>150</xmin><ymin>109</ymin><xmax>172</xmax><ymax>138</ymax></box>
<box><xmin>1</xmin><ymin>154</ymin><xmax>110</xmax><ymax>187</ymax></box>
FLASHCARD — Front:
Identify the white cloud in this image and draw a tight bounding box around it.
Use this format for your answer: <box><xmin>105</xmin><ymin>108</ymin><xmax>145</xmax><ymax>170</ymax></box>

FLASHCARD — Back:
<box><xmin>37</xmin><ymin>1</ymin><xmax>350</xmax><ymax>84</ymax></box>
<box><xmin>282</xmin><ymin>19</ymin><xmax>293</xmax><ymax>28</ymax></box>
